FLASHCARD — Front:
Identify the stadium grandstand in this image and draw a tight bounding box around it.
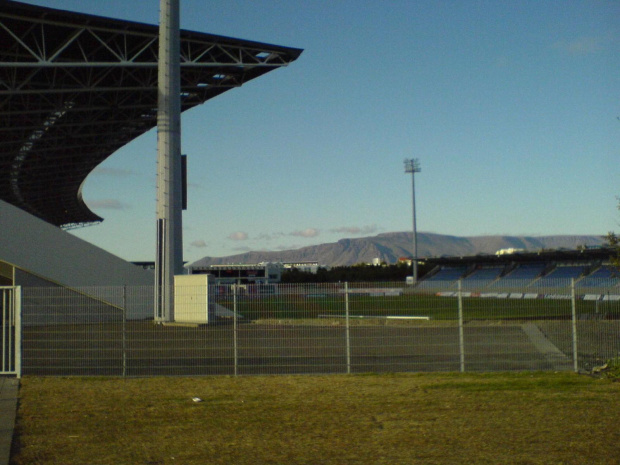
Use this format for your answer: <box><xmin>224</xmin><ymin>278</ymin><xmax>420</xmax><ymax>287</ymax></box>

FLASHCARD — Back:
<box><xmin>417</xmin><ymin>247</ymin><xmax>619</xmax><ymax>298</ymax></box>
<box><xmin>0</xmin><ymin>1</ymin><xmax>302</xmax><ymax>294</ymax></box>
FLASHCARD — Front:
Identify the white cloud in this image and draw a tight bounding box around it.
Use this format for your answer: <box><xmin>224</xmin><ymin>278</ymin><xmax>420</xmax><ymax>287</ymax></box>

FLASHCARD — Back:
<box><xmin>87</xmin><ymin>199</ymin><xmax>129</xmax><ymax>210</ymax></box>
<box><xmin>553</xmin><ymin>36</ymin><xmax>605</xmax><ymax>55</ymax></box>
<box><xmin>255</xmin><ymin>232</ymin><xmax>286</xmax><ymax>241</ymax></box>
<box><xmin>190</xmin><ymin>240</ymin><xmax>207</xmax><ymax>248</ymax></box>
<box><xmin>290</xmin><ymin>228</ymin><xmax>320</xmax><ymax>238</ymax></box>
<box><xmin>228</xmin><ymin>231</ymin><xmax>249</xmax><ymax>241</ymax></box>
<box><xmin>91</xmin><ymin>167</ymin><xmax>137</xmax><ymax>177</ymax></box>
<box><xmin>330</xmin><ymin>224</ymin><xmax>378</xmax><ymax>235</ymax></box>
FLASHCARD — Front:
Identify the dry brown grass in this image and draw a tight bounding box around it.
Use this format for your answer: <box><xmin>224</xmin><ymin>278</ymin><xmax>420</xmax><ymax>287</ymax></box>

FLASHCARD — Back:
<box><xmin>11</xmin><ymin>372</ymin><xmax>620</xmax><ymax>465</ymax></box>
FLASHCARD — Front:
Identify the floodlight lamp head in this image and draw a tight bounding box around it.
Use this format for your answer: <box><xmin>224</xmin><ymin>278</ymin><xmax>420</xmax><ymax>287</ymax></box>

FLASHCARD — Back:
<box><xmin>404</xmin><ymin>158</ymin><xmax>421</xmax><ymax>174</ymax></box>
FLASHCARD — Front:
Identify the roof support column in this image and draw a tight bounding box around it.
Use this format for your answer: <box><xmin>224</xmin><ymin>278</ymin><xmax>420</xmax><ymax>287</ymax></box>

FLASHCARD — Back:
<box><xmin>155</xmin><ymin>0</ymin><xmax>183</xmax><ymax>322</ymax></box>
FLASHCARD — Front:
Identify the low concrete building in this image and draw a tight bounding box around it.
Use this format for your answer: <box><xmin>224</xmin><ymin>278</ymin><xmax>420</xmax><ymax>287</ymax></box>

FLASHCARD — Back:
<box><xmin>188</xmin><ymin>262</ymin><xmax>283</xmax><ymax>285</ymax></box>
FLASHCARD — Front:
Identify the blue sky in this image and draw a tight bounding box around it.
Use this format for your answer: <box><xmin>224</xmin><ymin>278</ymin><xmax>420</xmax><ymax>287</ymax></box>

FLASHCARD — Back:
<box><xmin>21</xmin><ymin>0</ymin><xmax>620</xmax><ymax>263</ymax></box>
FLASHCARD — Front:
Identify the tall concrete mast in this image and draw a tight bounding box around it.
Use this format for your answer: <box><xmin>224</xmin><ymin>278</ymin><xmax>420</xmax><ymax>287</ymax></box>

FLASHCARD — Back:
<box><xmin>155</xmin><ymin>0</ymin><xmax>182</xmax><ymax>322</ymax></box>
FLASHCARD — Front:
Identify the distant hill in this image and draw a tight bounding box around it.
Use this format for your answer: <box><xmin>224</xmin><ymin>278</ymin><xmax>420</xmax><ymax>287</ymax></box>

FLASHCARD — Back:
<box><xmin>189</xmin><ymin>232</ymin><xmax>607</xmax><ymax>267</ymax></box>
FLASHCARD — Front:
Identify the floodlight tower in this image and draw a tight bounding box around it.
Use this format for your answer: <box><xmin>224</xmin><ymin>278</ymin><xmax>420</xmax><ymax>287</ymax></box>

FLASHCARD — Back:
<box><xmin>404</xmin><ymin>158</ymin><xmax>421</xmax><ymax>283</ymax></box>
<box><xmin>155</xmin><ymin>0</ymin><xmax>183</xmax><ymax>322</ymax></box>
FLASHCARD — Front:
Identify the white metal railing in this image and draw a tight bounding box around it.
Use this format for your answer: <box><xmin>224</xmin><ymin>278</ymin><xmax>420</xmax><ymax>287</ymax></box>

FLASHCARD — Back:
<box><xmin>1</xmin><ymin>286</ymin><xmax>21</xmax><ymax>377</ymax></box>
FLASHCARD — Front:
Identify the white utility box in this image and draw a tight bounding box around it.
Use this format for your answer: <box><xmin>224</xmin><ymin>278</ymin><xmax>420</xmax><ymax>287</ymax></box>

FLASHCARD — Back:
<box><xmin>174</xmin><ymin>274</ymin><xmax>214</xmax><ymax>324</ymax></box>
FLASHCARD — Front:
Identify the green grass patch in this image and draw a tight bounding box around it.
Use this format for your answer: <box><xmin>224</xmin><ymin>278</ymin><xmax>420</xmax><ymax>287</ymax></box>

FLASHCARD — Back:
<box><xmin>217</xmin><ymin>292</ymin><xmax>615</xmax><ymax>321</ymax></box>
<box><xmin>11</xmin><ymin>372</ymin><xmax>620</xmax><ymax>465</ymax></box>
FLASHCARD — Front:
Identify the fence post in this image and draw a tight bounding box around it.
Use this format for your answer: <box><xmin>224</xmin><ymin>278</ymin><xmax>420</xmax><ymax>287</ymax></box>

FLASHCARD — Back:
<box><xmin>14</xmin><ymin>286</ymin><xmax>22</xmax><ymax>379</ymax></box>
<box><xmin>345</xmin><ymin>282</ymin><xmax>351</xmax><ymax>374</ymax></box>
<box><xmin>458</xmin><ymin>279</ymin><xmax>465</xmax><ymax>373</ymax></box>
<box><xmin>122</xmin><ymin>285</ymin><xmax>127</xmax><ymax>378</ymax></box>
<box><xmin>571</xmin><ymin>278</ymin><xmax>578</xmax><ymax>373</ymax></box>
<box><xmin>233</xmin><ymin>282</ymin><xmax>238</xmax><ymax>376</ymax></box>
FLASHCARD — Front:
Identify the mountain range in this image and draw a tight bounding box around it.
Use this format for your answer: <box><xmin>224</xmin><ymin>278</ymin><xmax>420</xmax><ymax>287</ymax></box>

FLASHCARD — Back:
<box><xmin>189</xmin><ymin>232</ymin><xmax>607</xmax><ymax>267</ymax></box>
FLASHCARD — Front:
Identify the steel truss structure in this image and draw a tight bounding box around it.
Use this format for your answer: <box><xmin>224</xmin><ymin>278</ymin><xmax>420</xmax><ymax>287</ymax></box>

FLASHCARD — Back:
<box><xmin>0</xmin><ymin>1</ymin><xmax>302</xmax><ymax>228</ymax></box>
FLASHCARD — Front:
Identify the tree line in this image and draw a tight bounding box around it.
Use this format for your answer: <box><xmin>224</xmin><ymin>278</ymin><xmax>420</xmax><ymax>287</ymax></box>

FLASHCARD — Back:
<box><xmin>281</xmin><ymin>262</ymin><xmax>433</xmax><ymax>283</ymax></box>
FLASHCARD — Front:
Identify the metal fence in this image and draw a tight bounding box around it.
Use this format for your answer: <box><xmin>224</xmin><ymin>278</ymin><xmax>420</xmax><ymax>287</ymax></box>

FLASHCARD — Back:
<box><xmin>14</xmin><ymin>279</ymin><xmax>620</xmax><ymax>377</ymax></box>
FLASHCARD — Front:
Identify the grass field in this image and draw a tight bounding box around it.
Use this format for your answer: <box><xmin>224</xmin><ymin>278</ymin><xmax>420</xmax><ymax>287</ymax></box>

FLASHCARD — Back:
<box><xmin>11</xmin><ymin>372</ymin><xmax>620</xmax><ymax>465</ymax></box>
<box><xmin>218</xmin><ymin>291</ymin><xmax>617</xmax><ymax>321</ymax></box>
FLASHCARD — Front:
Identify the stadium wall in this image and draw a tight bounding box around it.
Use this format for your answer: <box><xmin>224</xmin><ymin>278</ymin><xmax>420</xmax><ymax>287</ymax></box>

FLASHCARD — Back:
<box><xmin>0</xmin><ymin>199</ymin><xmax>153</xmax><ymax>288</ymax></box>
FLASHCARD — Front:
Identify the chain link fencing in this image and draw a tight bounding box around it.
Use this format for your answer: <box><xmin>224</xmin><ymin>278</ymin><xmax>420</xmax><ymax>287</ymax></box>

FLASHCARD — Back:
<box><xmin>16</xmin><ymin>280</ymin><xmax>620</xmax><ymax>377</ymax></box>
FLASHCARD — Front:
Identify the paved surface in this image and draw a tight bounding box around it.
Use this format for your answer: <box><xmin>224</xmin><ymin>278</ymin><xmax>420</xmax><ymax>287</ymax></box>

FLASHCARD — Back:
<box><xmin>521</xmin><ymin>323</ymin><xmax>574</xmax><ymax>371</ymax></box>
<box><xmin>21</xmin><ymin>322</ymin><xmax>569</xmax><ymax>376</ymax></box>
<box><xmin>0</xmin><ymin>377</ymin><xmax>18</xmax><ymax>465</ymax></box>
